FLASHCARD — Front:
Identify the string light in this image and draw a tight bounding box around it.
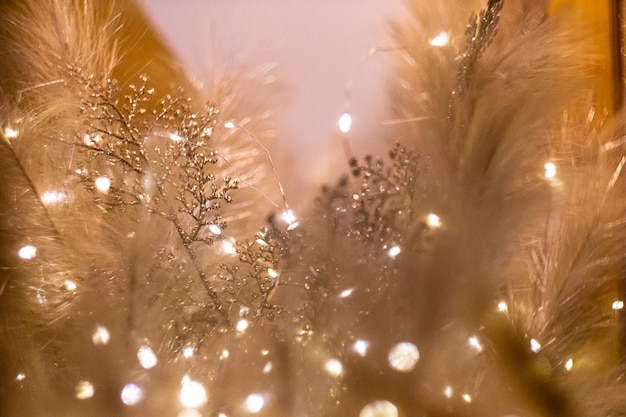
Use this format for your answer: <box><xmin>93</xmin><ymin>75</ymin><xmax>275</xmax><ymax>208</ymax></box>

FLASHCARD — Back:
<box><xmin>444</xmin><ymin>386</ymin><xmax>453</xmax><ymax>398</ymax></box>
<box><xmin>183</xmin><ymin>346</ymin><xmax>195</xmax><ymax>359</ymax></box>
<box><xmin>41</xmin><ymin>191</ymin><xmax>68</xmax><ymax>205</ymax></box>
<box><xmin>388</xmin><ymin>342</ymin><xmax>420</xmax><ymax>372</ymax></box>
<box><xmin>18</xmin><ymin>245</ymin><xmax>37</xmax><ymax>260</ymax></box>
<box><xmin>360</xmin><ymin>401</ymin><xmax>398</xmax><ymax>417</ymax></box>
<box><xmin>281</xmin><ymin>209</ymin><xmax>299</xmax><ymax>230</ymax></box>
<box><xmin>224</xmin><ymin>121</ymin><xmax>236</xmax><ymax>129</ymax></box>
<box><xmin>353</xmin><ymin>339</ymin><xmax>369</xmax><ymax>356</ymax></box>
<box><xmin>426</xmin><ymin>213</ymin><xmax>442</xmax><ymax>228</ymax></box>
<box><xmin>462</xmin><ymin>393</ymin><xmax>472</xmax><ymax>403</ymax></box>
<box><xmin>95</xmin><ymin>176</ymin><xmax>111</xmax><ymax>193</ymax></box>
<box><xmin>324</xmin><ymin>358</ymin><xmax>344</xmax><ymax>377</ymax></box>
<box><xmin>565</xmin><ymin>358</ymin><xmax>574</xmax><ymax>371</ymax></box>
<box><xmin>497</xmin><ymin>301</ymin><xmax>508</xmax><ymax>312</ymax></box>
<box><xmin>544</xmin><ymin>162</ymin><xmax>557</xmax><ymax>179</ymax></box>
<box><xmin>169</xmin><ymin>132</ymin><xmax>184</xmax><ymax>142</ymax></box>
<box><xmin>263</xmin><ymin>361</ymin><xmax>273</xmax><ymax>374</ymax></box>
<box><xmin>236</xmin><ymin>319</ymin><xmax>249</xmax><ymax>332</ymax></box>
<box><xmin>222</xmin><ymin>238</ymin><xmax>237</xmax><ymax>255</ymax></box>
<box><xmin>245</xmin><ymin>393</ymin><xmax>265</xmax><ymax>413</ymax></box>
<box><xmin>4</xmin><ymin>126</ymin><xmax>19</xmax><ymax>139</ymax></box>
<box><xmin>530</xmin><ymin>338</ymin><xmax>542</xmax><ymax>353</ymax></box>
<box><xmin>339</xmin><ymin>288</ymin><xmax>354</xmax><ymax>298</ymax></box>
<box><xmin>209</xmin><ymin>224</ymin><xmax>222</xmax><ymax>235</ymax></box>
<box><xmin>267</xmin><ymin>268</ymin><xmax>279</xmax><ymax>279</ymax></box>
<box><xmin>429</xmin><ymin>32</ymin><xmax>450</xmax><ymax>47</ymax></box>
<box><xmin>468</xmin><ymin>336</ymin><xmax>483</xmax><ymax>352</ymax></box>
<box><xmin>338</xmin><ymin>113</ymin><xmax>352</xmax><ymax>133</ymax></box>
<box><xmin>137</xmin><ymin>346</ymin><xmax>158</xmax><ymax>369</ymax></box>
<box><xmin>16</xmin><ymin>373</ymin><xmax>25</xmax><ymax>381</ymax></box>
<box><xmin>92</xmin><ymin>325</ymin><xmax>111</xmax><ymax>345</ymax></box>
<box><xmin>387</xmin><ymin>245</ymin><xmax>401</xmax><ymax>258</ymax></box>
<box><xmin>75</xmin><ymin>380</ymin><xmax>95</xmax><ymax>400</ymax></box>
<box><xmin>63</xmin><ymin>280</ymin><xmax>77</xmax><ymax>291</ymax></box>
<box><xmin>220</xmin><ymin>349</ymin><xmax>230</xmax><ymax>359</ymax></box>
<box><xmin>179</xmin><ymin>376</ymin><xmax>207</xmax><ymax>409</ymax></box>
<box><xmin>121</xmin><ymin>383</ymin><xmax>143</xmax><ymax>406</ymax></box>
<box><xmin>612</xmin><ymin>300</ymin><xmax>624</xmax><ymax>310</ymax></box>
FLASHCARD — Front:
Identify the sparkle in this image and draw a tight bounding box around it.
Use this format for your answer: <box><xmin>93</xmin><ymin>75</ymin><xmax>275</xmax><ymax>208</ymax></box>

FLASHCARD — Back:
<box><xmin>183</xmin><ymin>346</ymin><xmax>195</xmax><ymax>359</ymax></box>
<box><xmin>544</xmin><ymin>162</ymin><xmax>557</xmax><ymax>179</ymax></box>
<box><xmin>612</xmin><ymin>300</ymin><xmax>624</xmax><ymax>310</ymax></box>
<box><xmin>222</xmin><ymin>239</ymin><xmax>237</xmax><ymax>255</ymax></box>
<box><xmin>179</xmin><ymin>376</ymin><xmax>207</xmax><ymax>409</ymax></box>
<box><xmin>530</xmin><ymin>338</ymin><xmax>542</xmax><ymax>353</ymax></box>
<box><xmin>169</xmin><ymin>132</ymin><xmax>184</xmax><ymax>142</ymax></box>
<box><xmin>565</xmin><ymin>358</ymin><xmax>574</xmax><ymax>371</ymax></box>
<box><xmin>18</xmin><ymin>245</ymin><xmax>37</xmax><ymax>260</ymax></box>
<box><xmin>137</xmin><ymin>346</ymin><xmax>158</xmax><ymax>369</ymax></box>
<box><xmin>236</xmin><ymin>319</ymin><xmax>249</xmax><ymax>332</ymax></box>
<box><xmin>64</xmin><ymin>280</ymin><xmax>77</xmax><ymax>291</ymax></box>
<box><xmin>426</xmin><ymin>213</ymin><xmax>441</xmax><ymax>228</ymax></box>
<box><xmin>444</xmin><ymin>386</ymin><xmax>453</xmax><ymax>398</ymax></box>
<box><xmin>41</xmin><ymin>191</ymin><xmax>68</xmax><ymax>205</ymax></box>
<box><xmin>462</xmin><ymin>393</ymin><xmax>472</xmax><ymax>403</ymax></box>
<box><xmin>387</xmin><ymin>245</ymin><xmax>401</xmax><ymax>258</ymax></box>
<box><xmin>360</xmin><ymin>401</ymin><xmax>398</xmax><ymax>417</ymax></box>
<box><xmin>468</xmin><ymin>336</ymin><xmax>483</xmax><ymax>352</ymax></box>
<box><xmin>16</xmin><ymin>373</ymin><xmax>25</xmax><ymax>381</ymax></box>
<box><xmin>339</xmin><ymin>288</ymin><xmax>354</xmax><ymax>298</ymax></box>
<box><xmin>95</xmin><ymin>176</ymin><xmax>111</xmax><ymax>193</ymax></box>
<box><xmin>388</xmin><ymin>342</ymin><xmax>420</xmax><ymax>372</ymax></box>
<box><xmin>497</xmin><ymin>301</ymin><xmax>508</xmax><ymax>312</ymax></box>
<box><xmin>224</xmin><ymin>121</ymin><xmax>236</xmax><ymax>129</ymax></box>
<box><xmin>121</xmin><ymin>384</ymin><xmax>143</xmax><ymax>406</ymax></box>
<box><xmin>245</xmin><ymin>393</ymin><xmax>265</xmax><ymax>413</ymax></box>
<box><xmin>353</xmin><ymin>339</ymin><xmax>369</xmax><ymax>356</ymax></box>
<box><xmin>338</xmin><ymin>113</ymin><xmax>352</xmax><ymax>133</ymax></box>
<box><xmin>324</xmin><ymin>358</ymin><xmax>344</xmax><ymax>377</ymax></box>
<box><xmin>281</xmin><ymin>210</ymin><xmax>299</xmax><ymax>230</ymax></box>
<box><xmin>263</xmin><ymin>361</ymin><xmax>273</xmax><ymax>374</ymax></box>
<box><xmin>220</xmin><ymin>349</ymin><xmax>230</xmax><ymax>359</ymax></box>
<box><xmin>430</xmin><ymin>32</ymin><xmax>450</xmax><ymax>47</ymax></box>
<box><xmin>209</xmin><ymin>224</ymin><xmax>222</xmax><ymax>235</ymax></box>
<box><xmin>76</xmin><ymin>380</ymin><xmax>95</xmax><ymax>400</ymax></box>
<box><xmin>4</xmin><ymin>126</ymin><xmax>19</xmax><ymax>139</ymax></box>
<box><xmin>267</xmin><ymin>268</ymin><xmax>279</xmax><ymax>279</ymax></box>
<box><xmin>92</xmin><ymin>325</ymin><xmax>111</xmax><ymax>345</ymax></box>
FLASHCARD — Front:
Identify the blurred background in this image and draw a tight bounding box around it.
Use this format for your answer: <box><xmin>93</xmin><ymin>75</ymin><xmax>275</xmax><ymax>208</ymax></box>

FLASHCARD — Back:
<box><xmin>136</xmin><ymin>0</ymin><xmax>403</xmax><ymax>208</ymax></box>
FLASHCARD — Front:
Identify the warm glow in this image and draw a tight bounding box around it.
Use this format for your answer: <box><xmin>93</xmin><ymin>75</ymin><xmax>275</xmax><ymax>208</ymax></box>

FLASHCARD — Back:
<box><xmin>612</xmin><ymin>300</ymin><xmax>624</xmax><ymax>310</ymax></box>
<box><xmin>339</xmin><ymin>288</ymin><xmax>354</xmax><ymax>298</ymax></box>
<box><xmin>388</xmin><ymin>342</ymin><xmax>420</xmax><ymax>372</ymax></box>
<box><xmin>220</xmin><ymin>349</ymin><xmax>230</xmax><ymax>359</ymax></box>
<box><xmin>169</xmin><ymin>132</ymin><xmax>184</xmax><ymax>142</ymax></box>
<box><xmin>565</xmin><ymin>358</ymin><xmax>574</xmax><ymax>371</ymax></box>
<box><xmin>224</xmin><ymin>121</ymin><xmax>236</xmax><ymax>129</ymax></box>
<box><xmin>76</xmin><ymin>380</ymin><xmax>95</xmax><ymax>400</ymax></box>
<box><xmin>497</xmin><ymin>301</ymin><xmax>508</xmax><ymax>312</ymax></box>
<box><xmin>468</xmin><ymin>336</ymin><xmax>483</xmax><ymax>352</ymax></box>
<box><xmin>530</xmin><ymin>338</ymin><xmax>542</xmax><ymax>353</ymax></box>
<box><xmin>41</xmin><ymin>191</ymin><xmax>68</xmax><ymax>205</ymax></box>
<box><xmin>430</xmin><ymin>32</ymin><xmax>450</xmax><ymax>47</ymax></box>
<box><xmin>236</xmin><ymin>319</ymin><xmax>249</xmax><ymax>332</ymax></box>
<box><xmin>444</xmin><ymin>386</ymin><xmax>453</xmax><ymax>398</ymax></box>
<box><xmin>387</xmin><ymin>245</ymin><xmax>401</xmax><ymax>258</ymax></box>
<box><xmin>354</xmin><ymin>339</ymin><xmax>369</xmax><ymax>357</ymax></box>
<box><xmin>137</xmin><ymin>346</ymin><xmax>158</xmax><ymax>369</ymax></box>
<box><xmin>426</xmin><ymin>213</ymin><xmax>441</xmax><ymax>228</ymax></box>
<box><xmin>360</xmin><ymin>401</ymin><xmax>398</xmax><ymax>417</ymax></box>
<box><xmin>325</xmin><ymin>358</ymin><xmax>344</xmax><ymax>377</ymax></box>
<box><xmin>282</xmin><ymin>210</ymin><xmax>299</xmax><ymax>230</ymax></box>
<box><xmin>121</xmin><ymin>383</ymin><xmax>143</xmax><ymax>406</ymax></box>
<box><xmin>179</xmin><ymin>376</ymin><xmax>207</xmax><ymax>408</ymax></box>
<box><xmin>183</xmin><ymin>346</ymin><xmax>195</xmax><ymax>359</ymax></box>
<box><xmin>64</xmin><ymin>280</ymin><xmax>77</xmax><ymax>291</ymax></box>
<box><xmin>4</xmin><ymin>126</ymin><xmax>19</xmax><ymax>139</ymax></box>
<box><xmin>544</xmin><ymin>162</ymin><xmax>557</xmax><ymax>179</ymax></box>
<box><xmin>338</xmin><ymin>113</ymin><xmax>352</xmax><ymax>133</ymax></box>
<box><xmin>222</xmin><ymin>239</ymin><xmax>237</xmax><ymax>255</ymax></box>
<box><xmin>95</xmin><ymin>176</ymin><xmax>111</xmax><ymax>193</ymax></box>
<box><xmin>263</xmin><ymin>361</ymin><xmax>273</xmax><ymax>374</ymax></box>
<box><xmin>209</xmin><ymin>224</ymin><xmax>222</xmax><ymax>235</ymax></box>
<box><xmin>18</xmin><ymin>245</ymin><xmax>37</xmax><ymax>260</ymax></box>
<box><xmin>16</xmin><ymin>373</ymin><xmax>25</xmax><ymax>381</ymax></box>
<box><xmin>92</xmin><ymin>325</ymin><xmax>111</xmax><ymax>345</ymax></box>
<box><xmin>267</xmin><ymin>268</ymin><xmax>279</xmax><ymax>279</ymax></box>
<box><xmin>245</xmin><ymin>393</ymin><xmax>265</xmax><ymax>413</ymax></box>
<box><xmin>462</xmin><ymin>393</ymin><xmax>472</xmax><ymax>403</ymax></box>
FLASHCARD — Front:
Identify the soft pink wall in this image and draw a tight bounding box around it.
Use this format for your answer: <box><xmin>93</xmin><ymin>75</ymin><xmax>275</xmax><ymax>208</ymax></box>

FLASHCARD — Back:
<box><xmin>137</xmin><ymin>0</ymin><xmax>403</xmax><ymax>207</ymax></box>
